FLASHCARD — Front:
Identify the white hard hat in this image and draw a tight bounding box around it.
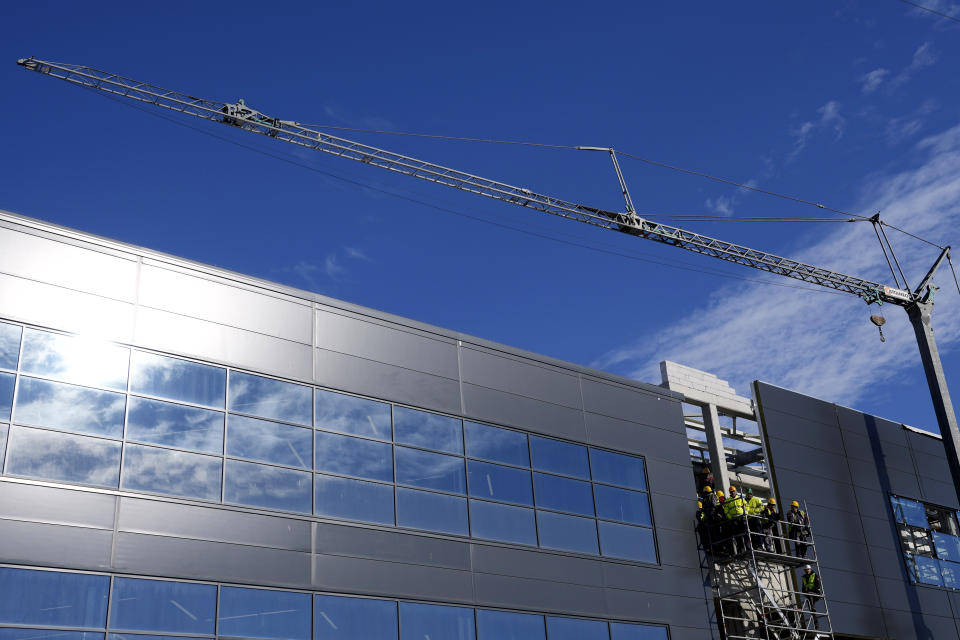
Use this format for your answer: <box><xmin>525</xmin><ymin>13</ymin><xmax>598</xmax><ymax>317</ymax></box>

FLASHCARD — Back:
<box><xmin>804</xmin><ymin>564</ymin><xmax>812</xmax><ymax>570</ymax></box>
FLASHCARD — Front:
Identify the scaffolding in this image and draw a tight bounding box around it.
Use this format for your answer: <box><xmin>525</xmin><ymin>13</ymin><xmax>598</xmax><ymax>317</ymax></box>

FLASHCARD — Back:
<box><xmin>699</xmin><ymin>501</ymin><xmax>834</xmax><ymax>639</ymax></box>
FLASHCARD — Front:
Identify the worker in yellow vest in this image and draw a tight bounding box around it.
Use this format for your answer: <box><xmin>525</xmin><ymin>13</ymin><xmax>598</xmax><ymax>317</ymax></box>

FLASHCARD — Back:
<box><xmin>745</xmin><ymin>488</ymin><xmax>765</xmax><ymax>549</ymax></box>
<box><xmin>801</xmin><ymin>564</ymin><xmax>823</xmax><ymax>629</ymax></box>
<box><xmin>722</xmin><ymin>486</ymin><xmax>747</xmax><ymax>553</ymax></box>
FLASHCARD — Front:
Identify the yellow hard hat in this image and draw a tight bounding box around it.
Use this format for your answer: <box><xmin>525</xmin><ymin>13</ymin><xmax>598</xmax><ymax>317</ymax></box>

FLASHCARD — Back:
<box><xmin>703</xmin><ymin>486</ymin><xmax>713</xmax><ymax>493</ymax></box>
<box><xmin>698</xmin><ymin>500</ymin><xmax>703</xmax><ymax>508</ymax></box>
<box><xmin>791</xmin><ymin>500</ymin><xmax>800</xmax><ymax>507</ymax></box>
<box><xmin>768</xmin><ymin>498</ymin><xmax>777</xmax><ymax>505</ymax></box>
<box><xmin>729</xmin><ymin>486</ymin><xmax>737</xmax><ymax>492</ymax></box>
<box><xmin>717</xmin><ymin>490</ymin><xmax>725</xmax><ymax>498</ymax></box>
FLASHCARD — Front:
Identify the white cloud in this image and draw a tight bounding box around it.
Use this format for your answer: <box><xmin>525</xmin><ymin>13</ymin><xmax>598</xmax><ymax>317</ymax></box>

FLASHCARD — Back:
<box><xmin>593</xmin><ymin>122</ymin><xmax>960</xmax><ymax>414</ymax></box>
<box><xmin>889</xmin><ymin>42</ymin><xmax>938</xmax><ymax>91</ymax></box>
<box><xmin>705</xmin><ymin>196</ymin><xmax>735</xmax><ymax>216</ymax></box>
<box><xmin>859</xmin><ymin>68</ymin><xmax>889</xmax><ymax>94</ymax></box>
<box><xmin>345</xmin><ymin>246</ymin><xmax>372</xmax><ymax>261</ymax></box>
<box><xmin>789</xmin><ymin>101</ymin><xmax>845</xmax><ymax>160</ymax></box>
<box><xmin>323</xmin><ymin>254</ymin><xmax>345</xmax><ymax>279</ymax></box>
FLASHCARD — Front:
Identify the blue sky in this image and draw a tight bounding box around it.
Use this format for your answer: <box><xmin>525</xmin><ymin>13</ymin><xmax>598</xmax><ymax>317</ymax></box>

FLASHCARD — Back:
<box><xmin>2</xmin><ymin>1</ymin><xmax>959</xmax><ymax>433</ymax></box>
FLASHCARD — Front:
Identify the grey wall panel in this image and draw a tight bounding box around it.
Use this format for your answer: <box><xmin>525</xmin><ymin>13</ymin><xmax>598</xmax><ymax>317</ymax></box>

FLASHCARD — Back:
<box><xmin>774</xmin><ymin>468</ymin><xmax>859</xmax><ymax>513</ymax></box>
<box><xmin>820</xmin><ymin>567</ymin><xmax>881</xmax><ymax>608</ymax></box>
<box><xmin>910</xmin><ymin>449</ymin><xmax>951</xmax><ymax>481</ymax></box>
<box><xmin>0</xmin><ymin>273</ymin><xmax>135</xmax><ymax>343</ymax></box>
<box><xmin>0</xmin><ymin>227</ymin><xmax>137</xmax><ymax>301</ymax></box>
<box><xmin>798</xmin><ymin>504</ymin><xmax>866</xmax><ymax>545</ymax></box>
<box><xmin>315</xmin><ymin>347</ymin><xmax>461</xmax><ymax>415</ymax></box>
<box><xmin>583</xmin><ymin>412</ymin><xmax>688</xmax><ymax>461</ymax></box>
<box><xmin>602</xmin><ymin>563</ymin><xmax>705</xmax><ymax>598</ymax></box>
<box><xmin>853</xmin><ymin>485</ymin><xmax>898</xmax><ymax>522</ymax></box>
<box><xmin>883</xmin><ymin>609</ymin><xmax>959</xmax><ymax>640</ymax></box>
<box><xmin>316</xmin><ymin>308</ymin><xmax>458</xmax><ymax>379</ymax></box>
<box><xmin>470</xmin><ymin>544</ymin><xmax>604</xmax><ymax>586</ymax></box>
<box><xmin>668</xmin><ymin>626</ymin><xmax>722</xmax><ymax>640</ymax></box>
<box><xmin>603</xmin><ymin>588</ymin><xmax>710</xmax><ymax>629</ymax></box>
<box><xmin>460</xmin><ymin>346</ymin><xmax>581</xmax><ymax>409</ymax></box>
<box><xmin>761</xmin><ymin>408</ymin><xmax>844</xmax><ymax>453</ymax></box>
<box><xmin>860</xmin><ymin>515</ymin><xmax>900</xmax><ymax>549</ymax></box>
<box><xmin>815</xmin><ymin>536</ymin><xmax>873</xmax><ymax>575</ymax></box>
<box><xmin>907</xmin><ymin>430</ymin><xmax>946</xmax><ymax>457</ymax></box>
<box><xmin>756</xmin><ymin>383</ymin><xmax>836</xmax><ymax>425</ymax></box>
<box><xmin>0</xmin><ymin>481</ymin><xmax>115</xmax><ymax>529</ymax></box>
<box><xmin>655</xmin><ymin>527</ymin><xmax>700</xmax><ymax>569</ymax></box>
<box><xmin>473</xmin><ymin>571</ymin><xmax>606</xmax><ymax>618</ymax></box>
<box><xmin>117</xmin><ymin>497</ymin><xmax>311</xmax><ymax>552</ymax></box>
<box><xmin>580</xmin><ymin>378</ymin><xmax>683</xmax><ymax>431</ymax></box>
<box><xmin>868</xmin><ymin>542</ymin><xmax>911</xmax><ymax>580</ymax></box>
<box><xmin>828</xmin><ymin>602</ymin><xmax>887</xmax><ymax>638</ymax></box>
<box><xmin>462</xmin><ymin>383</ymin><xmax>585</xmax><ymax>441</ymax></box>
<box><xmin>0</xmin><ymin>519</ymin><xmax>112</xmax><ymax>570</ymax></box>
<box><xmin>919</xmin><ymin>475</ymin><xmax>960</xmax><ymax>508</ymax></box>
<box><xmin>875</xmin><ymin>576</ymin><xmax>953</xmax><ymax>617</ymax></box>
<box><xmin>114</xmin><ymin>531</ymin><xmax>311</xmax><ymax>587</ymax></box>
<box><xmin>646</xmin><ymin>459</ymin><xmax>698</xmax><ymax>501</ymax></box>
<box><xmin>140</xmin><ymin>263</ymin><xmax>312</xmax><ymax>344</ymax></box>
<box><xmin>135</xmin><ymin>307</ymin><xmax>312</xmax><ymax>380</ymax></box>
<box><xmin>315</xmin><ymin>522</ymin><xmax>470</xmax><ymax>570</ymax></box>
<box><xmin>765</xmin><ymin>437</ymin><xmax>851</xmax><ymax>482</ymax></box>
<box><xmin>311</xmin><ymin>552</ymin><xmax>474</xmax><ymax>604</ymax></box>
<box><xmin>845</xmin><ymin>455</ymin><xmax>921</xmax><ymax>495</ymax></box>
<box><xmin>651</xmin><ymin>493</ymin><xmax>701</xmax><ymax>532</ymax></box>
<box><xmin>837</xmin><ymin>406</ymin><xmax>907</xmax><ymax>444</ymax></box>
<box><xmin>840</xmin><ymin>430</ymin><xmax>916</xmax><ymax>474</ymax></box>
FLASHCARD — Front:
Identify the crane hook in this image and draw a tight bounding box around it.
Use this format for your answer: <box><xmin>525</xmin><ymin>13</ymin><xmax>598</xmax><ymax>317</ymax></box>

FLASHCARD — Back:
<box><xmin>870</xmin><ymin>315</ymin><xmax>887</xmax><ymax>343</ymax></box>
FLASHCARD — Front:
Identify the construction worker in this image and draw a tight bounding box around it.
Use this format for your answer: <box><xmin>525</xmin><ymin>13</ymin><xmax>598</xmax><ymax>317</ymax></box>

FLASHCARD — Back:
<box><xmin>801</xmin><ymin>564</ymin><xmax>822</xmax><ymax>629</ymax></box>
<box><xmin>761</xmin><ymin>498</ymin><xmax>782</xmax><ymax>553</ymax></box>
<box><xmin>745</xmin><ymin>488</ymin><xmax>765</xmax><ymax>515</ymax></box>
<box><xmin>723</xmin><ymin>486</ymin><xmax>747</xmax><ymax>553</ymax></box>
<box><xmin>745</xmin><ymin>488</ymin><xmax>765</xmax><ymax>549</ymax></box>
<box><xmin>787</xmin><ymin>500</ymin><xmax>811</xmax><ymax>558</ymax></box>
<box><xmin>712</xmin><ymin>491</ymin><xmax>728</xmax><ymax>554</ymax></box>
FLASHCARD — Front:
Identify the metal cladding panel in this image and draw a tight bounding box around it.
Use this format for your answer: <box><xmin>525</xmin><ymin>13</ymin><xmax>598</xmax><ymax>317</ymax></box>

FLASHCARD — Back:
<box><xmin>0</xmin><ymin>272</ymin><xmax>135</xmax><ymax>343</ymax></box>
<box><xmin>472</xmin><ymin>571</ymin><xmax>607</xmax><ymax>617</ymax></box>
<box><xmin>0</xmin><ymin>226</ymin><xmax>138</xmax><ymax>301</ymax></box>
<box><xmin>840</xmin><ymin>430</ymin><xmax>917</xmax><ymax>474</ymax></box>
<box><xmin>911</xmin><ymin>449</ymin><xmax>952</xmax><ymax>481</ymax></box>
<box><xmin>804</xmin><ymin>506</ymin><xmax>868</xmax><ymax>545</ymax></box>
<box><xmin>580</xmin><ymin>378</ymin><xmax>684</xmax><ymax>431</ymax></box>
<box><xmin>469</xmin><ymin>544</ymin><xmax>604</xmax><ymax>586</ymax></box>
<box><xmin>314</xmin><ymin>347</ymin><xmax>461</xmax><ymax>415</ymax></box>
<box><xmin>461</xmin><ymin>382</ymin><xmax>585</xmax><ymax>441</ymax></box>
<box><xmin>853</xmin><ymin>485</ymin><xmax>900</xmax><ymax>521</ymax></box>
<box><xmin>314</xmin><ymin>522</ymin><xmax>471</xmax><ymax>570</ymax></box>
<box><xmin>875</xmin><ymin>575</ymin><xmax>953</xmax><ymax>617</ymax></box>
<box><xmin>0</xmin><ymin>481</ymin><xmax>116</xmax><ymax>529</ymax></box>
<box><xmin>601</xmin><ymin>562</ymin><xmax>706</xmax><ymax>598</ymax></box>
<box><xmin>645</xmin><ymin>458</ymin><xmax>698</xmax><ymax>500</ymax></box>
<box><xmin>868</xmin><ymin>543</ymin><xmax>912</xmax><ymax>580</ymax></box>
<box><xmin>761</xmin><ymin>408</ymin><xmax>845</xmax><ymax>453</ymax></box>
<box><xmin>311</xmin><ymin>552</ymin><xmax>474</xmax><ymax>603</ymax></box>
<box><xmin>652</xmin><ymin>493</ymin><xmax>703</xmax><ymax>532</ymax></box>
<box><xmin>114</xmin><ymin>531</ymin><xmax>311</xmax><ymax>587</ymax></box>
<box><xmin>603</xmin><ymin>588</ymin><xmax>710</xmax><ymax>629</ymax></box>
<box><xmin>883</xmin><ymin>609</ymin><xmax>960</xmax><ymax>640</ymax></box>
<box><xmin>906</xmin><ymin>429</ymin><xmax>947</xmax><ymax>456</ymax></box>
<box><xmin>819</xmin><ymin>567</ymin><xmax>882</xmax><ymax>608</ymax></box>
<box><xmin>919</xmin><ymin>475</ymin><xmax>960</xmax><ymax>509</ymax></box>
<box><xmin>837</xmin><ymin>405</ymin><xmax>908</xmax><ymax>446</ymax></box>
<box><xmin>135</xmin><ymin>306</ymin><xmax>313</xmax><ymax>380</ymax></box>
<box><xmin>815</xmin><ymin>536</ymin><xmax>873</xmax><ymax>575</ymax></box>
<box><xmin>860</xmin><ymin>514</ymin><xmax>901</xmax><ymax>549</ymax></box>
<box><xmin>316</xmin><ymin>308</ymin><xmax>459</xmax><ymax>379</ymax></box>
<box><xmin>459</xmin><ymin>346</ymin><xmax>582</xmax><ymax>409</ymax></box>
<box><xmin>828</xmin><ymin>602</ymin><xmax>888</xmax><ymax>639</ymax></box>
<box><xmin>117</xmin><ymin>497</ymin><xmax>311</xmax><ymax>552</ymax></box>
<box><xmin>845</xmin><ymin>455</ymin><xmax>921</xmax><ymax>493</ymax></box>
<box><xmin>139</xmin><ymin>263</ymin><xmax>313</xmax><ymax>344</ymax></box>
<box><xmin>766</xmin><ymin>437</ymin><xmax>851</xmax><ymax>482</ymax></box>
<box><xmin>754</xmin><ymin>384</ymin><xmax>837</xmax><ymax>426</ymax></box>
<box><xmin>583</xmin><ymin>412</ymin><xmax>688</xmax><ymax>461</ymax></box>
<box><xmin>655</xmin><ymin>528</ymin><xmax>701</xmax><ymax>570</ymax></box>
<box><xmin>0</xmin><ymin>519</ymin><xmax>112</xmax><ymax>570</ymax></box>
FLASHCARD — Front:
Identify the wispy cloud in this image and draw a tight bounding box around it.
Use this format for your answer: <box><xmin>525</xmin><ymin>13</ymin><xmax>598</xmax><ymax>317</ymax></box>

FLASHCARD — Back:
<box><xmin>789</xmin><ymin>101</ymin><xmax>846</xmax><ymax>161</ymax></box>
<box><xmin>593</xmin><ymin>122</ymin><xmax>960</xmax><ymax>416</ymax></box>
<box><xmin>858</xmin><ymin>68</ymin><xmax>889</xmax><ymax>94</ymax></box>
<box><xmin>885</xmin><ymin>99</ymin><xmax>938</xmax><ymax>145</ymax></box>
<box><xmin>323</xmin><ymin>254</ymin><xmax>345</xmax><ymax>279</ymax></box>
<box><xmin>344</xmin><ymin>247</ymin><xmax>372</xmax><ymax>261</ymax></box>
<box><xmin>889</xmin><ymin>42</ymin><xmax>937</xmax><ymax>91</ymax></box>
<box><xmin>286</xmin><ymin>245</ymin><xmax>373</xmax><ymax>288</ymax></box>
<box><xmin>705</xmin><ymin>195</ymin><xmax>735</xmax><ymax>216</ymax></box>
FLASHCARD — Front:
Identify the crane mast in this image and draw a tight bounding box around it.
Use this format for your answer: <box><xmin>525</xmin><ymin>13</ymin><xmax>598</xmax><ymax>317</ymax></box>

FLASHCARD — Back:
<box><xmin>15</xmin><ymin>56</ymin><xmax>960</xmax><ymax>505</ymax></box>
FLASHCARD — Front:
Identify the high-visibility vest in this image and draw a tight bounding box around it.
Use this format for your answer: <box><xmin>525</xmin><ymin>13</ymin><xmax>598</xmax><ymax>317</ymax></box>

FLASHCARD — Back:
<box><xmin>802</xmin><ymin>571</ymin><xmax>820</xmax><ymax>594</ymax></box>
<box><xmin>723</xmin><ymin>495</ymin><xmax>746</xmax><ymax>518</ymax></box>
<box><xmin>746</xmin><ymin>496</ymin><xmax>765</xmax><ymax>515</ymax></box>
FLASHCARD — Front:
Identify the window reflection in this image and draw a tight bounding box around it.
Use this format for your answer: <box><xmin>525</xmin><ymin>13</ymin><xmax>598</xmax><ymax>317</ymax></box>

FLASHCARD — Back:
<box><xmin>219</xmin><ymin>586</ymin><xmax>311</xmax><ymax>640</ymax></box>
<box><xmin>314</xmin><ymin>595</ymin><xmax>398</xmax><ymax>640</ymax></box>
<box><xmin>598</xmin><ymin>521</ymin><xmax>657</xmax><ymax>563</ymax></box>
<box><xmin>110</xmin><ymin>577</ymin><xmax>216</xmax><ymax>634</ymax></box>
<box><xmin>316</xmin><ymin>389</ymin><xmax>391</xmax><ymax>440</ymax></box>
<box><xmin>14</xmin><ymin>377</ymin><xmax>126</xmax><ymax>438</ymax></box>
<box><xmin>131</xmin><ymin>351</ymin><xmax>225</xmax><ymax>408</ymax></box>
<box><xmin>464</xmin><ymin>422</ymin><xmax>528</xmax><ymax>467</ymax></box>
<box><xmin>533</xmin><ymin>473</ymin><xmax>594</xmax><ymax>516</ymax></box>
<box><xmin>315</xmin><ymin>431</ymin><xmax>393</xmax><ymax>482</ymax></box>
<box><xmin>227</xmin><ymin>415</ymin><xmax>312</xmax><ymax>469</ymax></box>
<box><xmin>229</xmin><ymin>371</ymin><xmax>312</xmax><ymax>426</ymax></box>
<box><xmin>2</xmin><ymin>631</ymin><xmax>105</xmax><ymax>640</ymax></box>
<box><xmin>397</xmin><ymin>488</ymin><xmax>468</xmax><ymax>535</ymax></box>
<box><xmin>529</xmin><ymin>437</ymin><xmax>589</xmax><ymax>479</ymax></box>
<box><xmin>0</xmin><ymin>371</ymin><xmax>14</xmax><ymax>421</ymax></box>
<box><xmin>536</xmin><ymin>511</ymin><xmax>599</xmax><ymax>554</ymax></box>
<box><xmin>127</xmin><ymin>397</ymin><xmax>224</xmax><ymax>454</ymax></box>
<box><xmin>225</xmin><ymin>460</ymin><xmax>312</xmax><ymax>513</ymax></box>
<box><xmin>590</xmin><ymin>449</ymin><xmax>646</xmax><ymax>491</ymax></box>
<box><xmin>6</xmin><ymin>426</ymin><xmax>120</xmax><ymax>488</ymax></box>
<box><xmin>546</xmin><ymin>617</ymin><xmax>609</xmax><ymax>640</ymax></box>
<box><xmin>121</xmin><ymin>444</ymin><xmax>222</xmax><ymax>501</ymax></box>
<box><xmin>20</xmin><ymin>329</ymin><xmax>129</xmax><ymax>391</ymax></box>
<box><xmin>394</xmin><ymin>407</ymin><xmax>462</xmax><ymax>454</ymax></box>
<box><xmin>610</xmin><ymin>623</ymin><xmax>669</xmax><ymax>640</ymax></box>
<box><xmin>315</xmin><ymin>474</ymin><xmax>395</xmax><ymax>525</ymax></box>
<box><xmin>476</xmin><ymin>609</ymin><xmax>545</xmax><ymax>640</ymax></box>
<box><xmin>395</xmin><ymin>447</ymin><xmax>465</xmax><ymax>494</ymax></box>
<box><xmin>892</xmin><ymin>496</ymin><xmax>929</xmax><ymax>528</ymax></box>
<box><xmin>0</xmin><ymin>424</ymin><xmax>6</xmax><ymax>471</ymax></box>
<box><xmin>594</xmin><ymin>485</ymin><xmax>651</xmax><ymax>526</ymax></box>
<box><xmin>469</xmin><ymin>500</ymin><xmax>537</xmax><ymax>545</ymax></box>
<box><xmin>467</xmin><ymin>460</ymin><xmax>532</xmax><ymax>505</ymax></box>
<box><xmin>933</xmin><ymin>531</ymin><xmax>960</xmax><ymax>563</ymax></box>
<box><xmin>399</xmin><ymin>602</ymin><xmax>475</xmax><ymax>640</ymax></box>
<box><xmin>940</xmin><ymin>559</ymin><xmax>960</xmax><ymax>589</ymax></box>
<box><xmin>0</xmin><ymin>567</ymin><xmax>109</xmax><ymax>627</ymax></box>
<box><xmin>0</xmin><ymin>321</ymin><xmax>22</xmax><ymax>370</ymax></box>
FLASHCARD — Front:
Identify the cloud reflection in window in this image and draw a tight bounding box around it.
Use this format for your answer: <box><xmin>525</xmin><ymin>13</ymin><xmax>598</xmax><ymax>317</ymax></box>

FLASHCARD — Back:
<box><xmin>20</xmin><ymin>329</ymin><xmax>129</xmax><ymax>391</ymax></box>
<box><xmin>121</xmin><ymin>444</ymin><xmax>221</xmax><ymax>501</ymax></box>
<box><xmin>14</xmin><ymin>377</ymin><xmax>125</xmax><ymax>438</ymax></box>
<box><xmin>5</xmin><ymin>426</ymin><xmax>120</xmax><ymax>488</ymax></box>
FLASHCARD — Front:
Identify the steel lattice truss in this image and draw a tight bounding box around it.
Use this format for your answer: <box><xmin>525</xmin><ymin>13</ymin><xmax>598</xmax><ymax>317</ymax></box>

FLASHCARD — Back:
<box><xmin>18</xmin><ymin>57</ymin><xmax>916</xmax><ymax>306</ymax></box>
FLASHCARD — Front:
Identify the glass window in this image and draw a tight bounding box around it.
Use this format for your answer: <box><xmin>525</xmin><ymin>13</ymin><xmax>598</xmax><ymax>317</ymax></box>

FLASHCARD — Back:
<box><xmin>0</xmin><ymin>567</ymin><xmax>109</xmax><ymax>627</ymax></box>
<box><xmin>892</xmin><ymin>496</ymin><xmax>929</xmax><ymax>528</ymax></box>
<box><xmin>121</xmin><ymin>444</ymin><xmax>221</xmax><ymax>501</ymax></box>
<box><xmin>0</xmin><ymin>371</ymin><xmax>13</xmax><ymax>421</ymax></box>
<box><xmin>227</xmin><ymin>415</ymin><xmax>312</xmax><ymax>469</ymax></box>
<box><xmin>399</xmin><ymin>602</ymin><xmax>474</xmax><ymax>640</ymax></box>
<box><xmin>546</xmin><ymin>617</ymin><xmax>608</xmax><ymax>640</ymax></box>
<box><xmin>219</xmin><ymin>586</ymin><xmax>310</xmax><ymax>640</ymax></box>
<box><xmin>464</xmin><ymin>422</ymin><xmax>528</xmax><ymax>467</ymax></box>
<box><xmin>130</xmin><ymin>351</ymin><xmax>225</xmax><ymax>408</ymax></box>
<box><xmin>396</xmin><ymin>447</ymin><xmax>465</xmax><ymax>494</ymax></box>
<box><xmin>315</xmin><ymin>389</ymin><xmax>391</xmax><ymax>440</ymax></box>
<box><xmin>127</xmin><ymin>397</ymin><xmax>224</xmax><ymax>454</ymax></box>
<box><xmin>315</xmin><ymin>431</ymin><xmax>393</xmax><ymax>482</ymax></box>
<box><xmin>476</xmin><ymin>609</ymin><xmax>544</xmax><ymax>640</ymax></box>
<box><xmin>14</xmin><ymin>377</ymin><xmax>125</xmax><ymax>438</ymax></box>
<box><xmin>590</xmin><ymin>449</ymin><xmax>646</xmax><ymax>491</ymax></box>
<box><xmin>926</xmin><ymin>504</ymin><xmax>960</xmax><ymax>536</ymax></box>
<box><xmin>610</xmin><ymin>623</ymin><xmax>669</xmax><ymax>640</ymax></box>
<box><xmin>599</xmin><ymin>521</ymin><xmax>657</xmax><ymax>563</ymax></box>
<box><xmin>314</xmin><ymin>595</ymin><xmax>397</xmax><ymax>640</ymax></box>
<box><xmin>0</xmin><ymin>424</ymin><xmax>6</xmax><ymax>471</ymax></box>
<box><xmin>913</xmin><ymin>553</ymin><xmax>943</xmax><ymax>586</ymax></box>
<box><xmin>469</xmin><ymin>500</ymin><xmax>537</xmax><ymax>545</ymax></box>
<box><xmin>533</xmin><ymin>473</ymin><xmax>594</xmax><ymax>516</ymax></box>
<box><xmin>529</xmin><ymin>437</ymin><xmax>589</xmax><ymax>479</ymax></box>
<box><xmin>6</xmin><ymin>426</ymin><xmax>120</xmax><ymax>488</ymax></box>
<box><xmin>940</xmin><ymin>559</ymin><xmax>960</xmax><ymax>590</ymax></box>
<box><xmin>467</xmin><ymin>460</ymin><xmax>532</xmax><ymax>505</ymax></box>
<box><xmin>933</xmin><ymin>531</ymin><xmax>960</xmax><ymax>563</ymax></box>
<box><xmin>397</xmin><ymin>487</ymin><xmax>468</xmax><ymax>535</ymax></box>
<box><xmin>315</xmin><ymin>474</ymin><xmax>394</xmax><ymax>525</ymax></box>
<box><xmin>229</xmin><ymin>372</ymin><xmax>312</xmax><ymax>426</ymax></box>
<box><xmin>394</xmin><ymin>407</ymin><xmax>462</xmax><ymax>454</ymax></box>
<box><xmin>0</xmin><ymin>321</ymin><xmax>21</xmax><ymax>370</ymax></box>
<box><xmin>110</xmin><ymin>577</ymin><xmax>216</xmax><ymax>634</ymax></box>
<box><xmin>109</xmin><ymin>635</ymin><xmax>200</xmax><ymax>640</ymax></box>
<box><xmin>594</xmin><ymin>485</ymin><xmax>651</xmax><ymax>526</ymax></box>
<box><xmin>224</xmin><ymin>460</ymin><xmax>312</xmax><ymax>514</ymax></box>
<box><xmin>536</xmin><ymin>511</ymin><xmax>598</xmax><ymax>554</ymax></box>
<box><xmin>20</xmin><ymin>329</ymin><xmax>129</xmax><ymax>391</ymax></box>
<box><xmin>4</xmin><ymin>632</ymin><xmax>104</xmax><ymax>640</ymax></box>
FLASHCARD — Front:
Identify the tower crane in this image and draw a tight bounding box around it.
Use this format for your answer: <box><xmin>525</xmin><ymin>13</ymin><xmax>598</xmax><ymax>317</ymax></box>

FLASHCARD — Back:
<box><xmin>16</xmin><ymin>57</ymin><xmax>960</xmax><ymax>504</ymax></box>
